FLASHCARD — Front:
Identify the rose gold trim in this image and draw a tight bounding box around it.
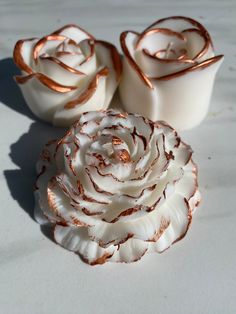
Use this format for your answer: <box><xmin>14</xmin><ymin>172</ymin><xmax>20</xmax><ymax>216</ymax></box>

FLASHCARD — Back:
<box><xmin>172</xmin><ymin>198</ymin><xmax>192</xmax><ymax>244</ymax></box>
<box><xmin>70</xmin><ymin>215</ymin><xmax>91</xmax><ymax>227</ymax></box>
<box><xmin>79</xmin><ymin>39</ymin><xmax>95</xmax><ymax>65</ymax></box>
<box><xmin>120</xmin><ymin>16</ymin><xmax>219</xmax><ymax>87</ymax></box>
<box><xmin>123</xmin><ymin>184</ymin><xmax>157</xmax><ymax>199</ymax></box>
<box><xmin>131</xmin><ymin>127</ymin><xmax>147</xmax><ymax>149</ymax></box>
<box><xmin>143</xmin><ymin>48</ymin><xmax>195</xmax><ymax>64</ymax></box>
<box><xmin>33</xmin><ymin>35</ymin><xmax>67</xmax><ymax>63</ymax></box>
<box><xmin>92</xmin><ymin>231</ymin><xmax>134</xmax><ymax>249</ymax></box>
<box><xmin>15</xmin><ymin>72</ymin><xmax>77</xmax><ymax>93</ymax></box>
<box><xmin>107</xmin><ymin>111</ymin><xmax>128</xmax><ymax>119</ymax></box>
<box><xmin>120</xmin><ymin>31</ymin><xmax>153</xmax><ymax>89</ymax></box>
<box><xmin>117</xmin><ymin>149</ymin><xmax>131</xmax><ymax>163</ymax></box>
<box><xmin>47</xmin><ymin>181</ymin><xmax>69</xmax><ymax>225</ymax></box>
<box><xmin>76</xmin><ymin>179</ymin><xmax>109</xmax><ymax>205</ymax></box>
<box><xmin>81</xmin><ymin>207</ymin><xmax>104</xmax><ymax>216</ymax></box>
<box><xmin>52</xmin><ymin>24</ymin><xmax>94</xmax><ymax>40</ymax></box>
<box><xmin>112</xmin><ymin>136</ymin><xmax>123</xmax><ymax>146</ymax></box>
<box><xmin>151</xmin><ymin>55</ymin><xmax>224</xmax><ymax>81</ymax></box>
<box><xmin>95</xmin><ymin>40</ymin><xmax>122</xmax><ymax>81</ymax></box>
<box><xmin>85</xmin><ymin>252</ymin><xmax>114</xmax><ymax>266</ymax></box>
<box><xmin>147</xmin><ymin>218</ymin><xmax>170</xmax><ymax>242</ymax></box>
<box><xmin>13</xmin><ymin>38</ymin><xmax>36</xmax><ymax>74</ymax></box>
<box><xmin>34</xmin><ymin>165</ymin><xmax>46</xmax><ymax>190</ymax></box>
<box><xmin>105</xmin><ymin>196</ymin><xmax>162</xmax><ymax>224</ymax></box>
<box><xmin>41</xmin><ymin>148</ymin><xmax>51</xmax><ymax>162</ymax></box>
<box><xmin>87</xmin><ymin>152</ymin><xmax>109</xmax><ymax>168</ymax></box>
<box><xmin>64</xmin><ymin>148</ymin><xmax>77</xmax><ymax>176</ymax></box>
<box><xmin>181</xmin><ymin>28</ymin><xmax>210</xmax><ymax>60</ymax></box>
<box><xmin>85</xmin><ymin>168</ymin><xmax>114</xmax><ymax>196</ymax></box>
<box><xmin>144</xmin><ymin>16</ymin><xmax>213</xmax><ymax>47</ymax></box>
<box><xmin>131</xmin><ymin>248</ymin><xmax>148</xmax><ymax>263</ymax></box>
<box><xmin>54</xmin><ymin>51</ymin><xmax>78</xmax><ymax>57</ymax></box>
<box><xmin>64</xmin><ymin>67</ymin><xmax>109</xmax><ymax>109</ymax></box>
<box><xmin>135</xmin><ymin>27</ymin><xmax>185</xmax><ymax>49</ymax></box>
<box><xmin>39</xmin><ymin>55</ymin><xmax>85</xmax><ymax>75</ymax></box>
<box><xmin>94</xmin><ymin>165</ymin><xmax>124</xmax><ymax>183</ymax></box>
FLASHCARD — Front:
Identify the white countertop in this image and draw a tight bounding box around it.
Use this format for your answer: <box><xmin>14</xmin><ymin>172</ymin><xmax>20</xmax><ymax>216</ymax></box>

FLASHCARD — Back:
<box><xmin>0</xmin><ymin>1</ymin><xmax>235</xmax><ymax>313</ymax></box>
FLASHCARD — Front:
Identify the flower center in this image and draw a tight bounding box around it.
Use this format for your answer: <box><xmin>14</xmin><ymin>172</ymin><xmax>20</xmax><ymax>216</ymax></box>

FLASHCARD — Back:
<box><xmin>155</xmin><ymin>42</ymin><xmax>188</xmax><ymax>60</ymax></box>
<box><xmin>85</xmin><ymin>134</ymin><xmax>132</xmax><ymax>169</ymax></box>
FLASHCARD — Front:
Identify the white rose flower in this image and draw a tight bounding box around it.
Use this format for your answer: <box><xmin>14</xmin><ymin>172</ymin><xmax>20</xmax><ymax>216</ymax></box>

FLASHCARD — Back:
<box><xmin>35</xmin><ymin>110</ymin><xmax>200</xmax><ymax>265</ymax></box>
<box><xmin>13</xmin><ymin>24</ymin><xmax>122</xmax><ymax>126</ymax></box>
<box><xmin>119</xmin><ymin>16</ymin><xmax>224</xmax><ymax>130</ymax></box>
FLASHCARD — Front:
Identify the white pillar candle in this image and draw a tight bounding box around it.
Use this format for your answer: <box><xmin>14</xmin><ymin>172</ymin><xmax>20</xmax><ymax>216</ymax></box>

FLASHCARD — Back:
<box><xmin>119</xmin><ymin>16</ymin><xmax>224</xmax><ymax>131</ymax></box>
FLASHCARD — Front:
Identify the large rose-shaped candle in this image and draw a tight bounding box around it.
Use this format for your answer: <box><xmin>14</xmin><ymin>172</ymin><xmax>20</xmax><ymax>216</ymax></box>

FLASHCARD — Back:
<box><xmin>119</xmin><ymin>16</ymin><xmax>224</xmax><ymax>130</ymax></box>
<box><xmin>35</xmin><ymin>110</ymin><xmax>200</xmax><ymax>265</ymax></box>
<box><xmin>13</xmin><ymin>25</ymin><xmax>122</xmax><ymax>126</ymax></box>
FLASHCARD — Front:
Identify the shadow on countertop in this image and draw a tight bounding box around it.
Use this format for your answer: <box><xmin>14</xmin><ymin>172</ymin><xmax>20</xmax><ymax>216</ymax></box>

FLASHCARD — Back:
<box><xmin>0</xmin><ymin>57</ymin><xmax>35</xmax><ymax>119</ymax></box>
<box><xmin>0</xmin><ymin>58</ymin><xmax>66</xmax><ymax>240</ymax></box>
<box><xmin>4</xmin><ymin>121</ymin><xmax>66</xmax><ymax>241</ymax></box>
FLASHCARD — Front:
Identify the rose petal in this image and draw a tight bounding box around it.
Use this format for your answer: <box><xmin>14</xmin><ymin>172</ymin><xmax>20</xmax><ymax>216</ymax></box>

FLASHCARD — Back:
<box><xmin>13</xmin><ymin>38</ymin><xmax>38</xmax><ymax>74</ymax></box>
<box><xmin>120</xmin><ymin>31</ymin><xmax>152</xmax><ymax>88</ymax></box>
<box><xmin>15</xmin><ymin>73</ymin><xmax>78</xmax><ymax>122</ymax></box>
<box><xmin>77</xmin><ymin>39</ymin><xmax>97</xmax><ymax>75</ymax></box>
<box><xmin>110</xmin><ymin>238</ymin><xmax>148</xmax><ymax>263</ymax></box>
<box><xmin>34</xmin><ymin>141</ymin><xmax>62</xmax><ymax>224</ymax></box>
<box><xmin>150</xmin><ymin>195</ymin><xmax>192</xmax><ymax>253</ymax></box>
<box><xmin>38</xmin><ymin>55</ymin><xmax>87</xmax><ymax>86</ymax></box>
<box><xmin>55</xmin><ymin>52</ymin><xmax>85</xmax><ymax>66</ymax></box>
<box><xmin>119</xmin><ymin>58</ymin><xmax>159</xmax><ymax>119</ymax></box>
<box><xmin>95</xmin><ymin>40</ymin><xmax>122</xmax><ymax>106</ymax></box>
<box><xmin>135</xmin><ymin>48</ymin><xmax>194</xmax><ymax>77</ymax></box>
<box><xmin>54</xmin><ymin>225</ymin><xmax>115</xmax><ymax>265</ymax></box>
<box><xmin>53</xmin><ymin>68</ymin><xmax>108</xmax><ymax>126</ymax></box>
<box><xmin>135</xmin><ymin>28</ymin><xmax>186</xmax><ymax>54</ymax></box>
<box><xmin>182</xmin><ymin>28</ymin><xmax>214</xmax><ymax>61</ymax></box>
<box><xmin>150</xmin><ymin>55</ymin><xmax>224</xmax><ymax>129</ymax></box>
<box><xmin>53</xmin><ymin>24</ymin><xmax>94</xmax><ymax>42</ymax></box>
<box><xmin>145</xmin><ymin>16</ymin><xmax>212</xmax><ymax>43</ymax></box>
<box><xmin>47</xmin><ymin>177</ymin><xmax>95</xmax><ymax>227</ymax></box>
<box><xmin>33</xmin><ymin>35</ymin><xmax>67</xmax><ymax>63</ymax></box>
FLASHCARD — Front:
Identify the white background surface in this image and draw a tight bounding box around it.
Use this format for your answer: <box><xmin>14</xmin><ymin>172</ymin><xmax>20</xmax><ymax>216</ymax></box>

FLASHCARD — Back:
<box><xmin>0</xmin><ymin>1</ymin><xmax>235</xmax><ymax>313</ymax></box>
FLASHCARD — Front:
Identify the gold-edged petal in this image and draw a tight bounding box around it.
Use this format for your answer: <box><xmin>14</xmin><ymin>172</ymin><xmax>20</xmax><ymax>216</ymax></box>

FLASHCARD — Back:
<box><xmin>95</xmin><ymin>40</ymin><xmax>122</xmax><ymax>81</ymax></box>
<box><xmin>52</xmin><ymin>24</ymin><xmax>94</xmax><ymax>41</ymax></box>
<box><xmin>39</xmin><ymin>55</ymin><xmax>85</xmax><ymax>75</ymax></box>
<box><xmin>33</xmin><ymin>35</ymin><xmax>67</xmax><ymax>63</ymax></box>
<box><xmin>13</xmin><ymin>38</ymin><xmax>37</xmax><ymax>74</ymax></box>
<box><xmin>15</xmin><ymin>72</ymin><xmax>78</xmax><ymax>93</ymax></box>
<box><xmin>144</xmin><ymin>15</ymin><xmax>213</xmax><ymax>47</ymax></box>
<box><xmin>151</xmin><ymin>54</ymin><xmax>224</xmax><ymax>81</ymax></box>
<box><xmin>120</xmin><ymin>31</ymin><xmax>153</xmax><ymax>89</ymax></box>
<box><xmin>64</xmin><ymin>67</ymin><xmax>109</xmax><ymax>109</ymax></box>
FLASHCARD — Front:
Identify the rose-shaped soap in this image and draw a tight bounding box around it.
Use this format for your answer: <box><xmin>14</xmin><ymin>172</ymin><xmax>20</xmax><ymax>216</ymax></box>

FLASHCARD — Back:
<box><xmin>119</xmin><ymin>16</ymin><xmax>224</xmax><ymax>130</ymax></box>
<box><xmin>13</xmin><ymin>25</ymin><xmax>122</xmax><ymax>126</ymax></box>
<box><xmin>35</xmin><ymin>110</ymin><xmax>200</xmax><ymax>265</ymax></box>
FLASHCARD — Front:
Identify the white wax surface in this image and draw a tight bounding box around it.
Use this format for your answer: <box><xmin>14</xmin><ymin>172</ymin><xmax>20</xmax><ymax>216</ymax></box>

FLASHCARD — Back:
<box><xmin>0</xmin><ymin>1</ymin><xmax>235</xmax><ymax>313</ymax></box>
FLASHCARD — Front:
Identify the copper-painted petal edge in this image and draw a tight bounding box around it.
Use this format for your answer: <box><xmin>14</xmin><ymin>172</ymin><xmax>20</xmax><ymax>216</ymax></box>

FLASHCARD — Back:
<box><xmin>64</xmin><ymin>67</ymin><xmax>109</xmax><ymax>109</ymax></box>
<box><xmin>135</xmin><ymin>27</ymin><xmax>186</xmax><ymax>49</ymax></box>
<box><xmin>13</xmin><ymin>38</ymin><xmax>36</xmax><ymax>74</ymax></box>
<box><xmin>52</xmin><ymin>23</ymin><xmax>95</xmax><ymax>40</ymax></box>
<box><xmin>181</xmin><ymin>28</ymin><xmax>211</xmax><ymax>60</ymax></box>
<box><xmin>95</xmin><ymin>40</ymin><xmax>122</xmax><ymax>81</ymax></box>
<box><xmin>15</xmin><ymin>72</ymin><xmax>78</xmax><ymax>93</ymax></box>
<box><xmin>33</xmin><ymin>35</ymin><xmax>67</xmax><ymax>63</ymax></box>
<box><xmin>144</xmin><ymin>15</ymin><xmax>213</xmax><ymax>47</ymax></box>
<box><xmin>143</xmin><ymin>48</ymin><xmax>196</xmax><ymax>64</ymax></box>
<box><xmin>150</xmin><ymin>54</ymin><xmax>224</xmax><ymax>81</ymax></box>
<box><xmin>120</xmin><ymin>31</ymin><xmax>153</xmax><ymax>89</ymax></box>
<box><xmin>39</xmin><ymin>55</ymin><xmax>86</xmax><ymax>75</ymax></box>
